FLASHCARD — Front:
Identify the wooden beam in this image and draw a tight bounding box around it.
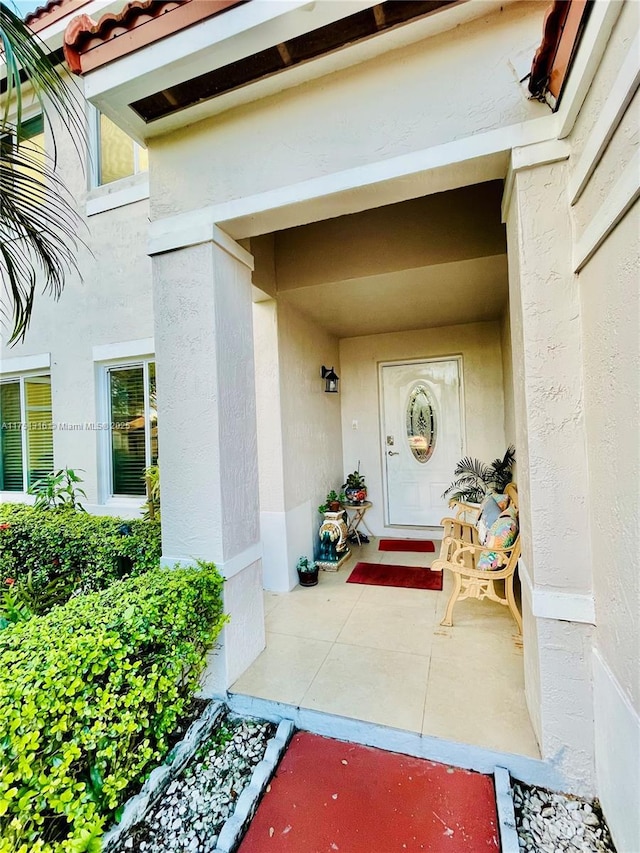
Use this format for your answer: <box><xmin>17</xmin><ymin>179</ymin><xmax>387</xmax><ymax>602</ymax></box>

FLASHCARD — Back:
<box><xmin>373</xmin><ymin>4</ymin><xmax>386</xmax><ymax>30</ymax></box>
<box><xmin>162</xmin><ymin>89</ymin><xmax>179</xmax><ymax>107</ymax></box>
<box><xmin>277</xmin><ymin>42</ymin><xmax>293</xmax><ymax>67</ymax></box>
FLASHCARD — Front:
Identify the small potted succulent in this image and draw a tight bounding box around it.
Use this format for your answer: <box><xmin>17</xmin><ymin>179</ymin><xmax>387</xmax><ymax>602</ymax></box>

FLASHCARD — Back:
<box><xmin>296</xmin><ymin>556</ymin><xmax>319</xmax><ymax>587</ymax></box>
<box><xmin>342</xmin><ymin>464</ymin><xmax>367</xmax><ymax>505</ymax></box>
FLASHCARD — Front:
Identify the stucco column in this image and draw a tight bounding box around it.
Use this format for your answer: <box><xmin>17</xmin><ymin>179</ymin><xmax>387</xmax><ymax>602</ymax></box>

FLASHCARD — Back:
<box><xmin>149</xmin><ymin>226</ymin><xmax>265</xmax><ymax>693</ymax></box>
<box><xmin>504</xmin><ymin>153</ymin><xmax>595</xmax><ymax>793</ymax></box>
<box><xmin>252</xmin><ymin>298</ymin><xmax>302</xmax><ymax>592</ymax></box>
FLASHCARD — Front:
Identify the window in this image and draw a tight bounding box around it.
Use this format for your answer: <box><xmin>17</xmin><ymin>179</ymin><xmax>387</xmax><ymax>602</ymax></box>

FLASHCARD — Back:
<box><xmin>1</xmin><ymin>114</ymin><xmax>46</xmax><ymax>191</ymax></box>
<box><xmin>107</xmin><ymin>361</ymin><xmax>157</xmax><ymax>497</ymax></box>
<box><xmin>93</xmin><ymin>110</ymin><xmax>148</xmax><ymax>186</ymax></box>
<box><xmin>18</xmin><ymin>114</ymin><xmax>45</xmax><ymax>161</ymax></box>
<box><xmin>406</xmin><ymin>383</ymin><xmax>437</xmax><ymax>464</ymax></box>
<box><xmin>1</xmin><ymin>114</ymin><xmax>45</xmax><ymax>152</ymax></box>
<box><xmin>0</xmin><ymin>374</ymin><xmax>53</xmax><ymax>491</ymax></box>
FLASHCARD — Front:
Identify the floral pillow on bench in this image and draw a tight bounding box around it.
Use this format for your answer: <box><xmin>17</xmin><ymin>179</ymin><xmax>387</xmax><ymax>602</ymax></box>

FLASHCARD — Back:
<box><xmin>477</xmin><ymin>504</ymin><xmax>519</xmax><ymax>571</ymax></box>
<box><xmin>476</xmin><ymin>493</ymin><xmax>510</xmax><ymax>545</ymax></box>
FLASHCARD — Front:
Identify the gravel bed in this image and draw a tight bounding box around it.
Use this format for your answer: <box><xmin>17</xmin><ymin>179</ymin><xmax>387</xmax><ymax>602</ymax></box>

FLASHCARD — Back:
<box><xmin>513</xmin><ymin>781</ymin><xmax>616</xmax><ymax>853</ymax></box>
<box><xmin>114</xmin><ymin>714</ymin><xmax>276</xmax><ymax>853</ymax></box>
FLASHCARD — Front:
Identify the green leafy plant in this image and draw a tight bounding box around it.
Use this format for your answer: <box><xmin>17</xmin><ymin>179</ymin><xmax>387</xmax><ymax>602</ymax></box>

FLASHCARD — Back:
<box><xmin>342</xmin><ymin>464</ymin><xmax>367</xmax><ymax>505</ymax></box>
<box><xmin>342</xmin><ymin>465</ymin><xmax>366</xmax><ymax>491</ymax></box>
<box><xmin>0</xmin><ymin>563</ymin><xmax>227</xmax><ymax>853</ymax></box>
<box><xmin>318</xmin><ymin>489</ymin><xmax>341</xmax><ymax>514</ymax></box>
<box><xmin>442</xmin><ymin>445</ymin><xmax>516</xmax><ymax>504</ymax></box>
<box><xmin>296</xmin><ymin>556</ymin><xmax>317</xmax><ymax>573</ymax></box>
<box><xmin>143</xmin><ymin>464</ymin><xmax>160</xmax><ymax>521</ymax></box>
<box><xmin>0</xmin><ymin>577</ymin><xmax>32</xmax><ymax>629</ymax></box>
<box><xmin>28</xmin><ymin>467</ymin><xmax>87</xmax><ymax>511</ymax></box>
<box><xmin>0</xmin><ymin>504</ymin><xmax>161</xmax><ymax>613</ymax></box>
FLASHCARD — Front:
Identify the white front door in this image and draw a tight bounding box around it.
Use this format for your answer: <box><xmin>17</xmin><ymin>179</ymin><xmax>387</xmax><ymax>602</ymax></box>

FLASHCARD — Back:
<box><xmin>381</xmin><ymin>359</ymin><xmax>463</xmax><ymax>527</ymax></box>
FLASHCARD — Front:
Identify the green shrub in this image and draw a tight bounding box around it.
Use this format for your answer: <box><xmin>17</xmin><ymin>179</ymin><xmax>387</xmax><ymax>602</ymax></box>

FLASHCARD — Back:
<box><xmin>28</xmin><ymin>468</ymin><xmax>87</xmax><ymax>512</ymax></box>
<box><xmin>0</xmin><ymin>580</ymin><xmax>32</xmax><ymax>629</ymax></box>
<box><xmin>0</xmin><ymin>564</ymin><xmax>227</xmax><ymax>853</ymax></box>
<box><xmin>0</xmin><ymin>505</ymin><xmax>161</xmax><ymax>613</ymax></box>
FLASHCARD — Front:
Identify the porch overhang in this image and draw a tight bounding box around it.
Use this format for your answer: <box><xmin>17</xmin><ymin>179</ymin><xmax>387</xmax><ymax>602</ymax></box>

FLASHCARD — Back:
<box><xmin>64</xmin><ymin>0</ymin><xmax>508</xmax><ymax>145</ymax></box>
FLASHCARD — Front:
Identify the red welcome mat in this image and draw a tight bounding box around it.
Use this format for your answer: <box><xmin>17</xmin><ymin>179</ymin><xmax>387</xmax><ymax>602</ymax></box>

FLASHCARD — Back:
<box><xmin>378</xmin><ymin>538</ymin><xmax>436</xmax><ymax>553</ymax></box>
<box><xmin>347</xmin><ymin>561</ymin><xmax>443</xmax><ymax>590</ymax></box>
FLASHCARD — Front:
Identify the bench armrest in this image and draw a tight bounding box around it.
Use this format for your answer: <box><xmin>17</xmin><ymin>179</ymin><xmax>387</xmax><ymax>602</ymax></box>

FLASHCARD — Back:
<box><xmin>450</xmin><ymin>500</ymin><xmax>481</xmax><ymax>515</ymax></box>
<box><xmin>441</xmin><ymin>517</ymin><xmax>477</xmax><ymax>532</ymax></box>
<box><xmin>433</xmin><ymin>538</ymin><xmax>520</xmax><ymax>579</ymax></box>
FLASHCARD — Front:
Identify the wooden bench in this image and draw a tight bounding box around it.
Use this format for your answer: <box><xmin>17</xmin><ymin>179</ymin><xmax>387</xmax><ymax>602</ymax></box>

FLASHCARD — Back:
<box><xmin>432</xmin><ymin>483</ymin><xmax>522</xmax><ymax>633</ymax></box>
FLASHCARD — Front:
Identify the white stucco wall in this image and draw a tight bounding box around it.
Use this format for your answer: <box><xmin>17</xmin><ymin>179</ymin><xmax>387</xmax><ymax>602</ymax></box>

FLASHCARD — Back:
<box><xmin>568</xmin><ymin>0</ymin><xmax>639</xmax><ymax>168</ymax></box>
<box><xmin>278</xmin><ymin>301</ymin><xmax>343</xmax><ymax>535</ymax></box>
<box><xmin>252</xmin><ymin>295</ymin><xmax>344</xmax><ymax>590</ymax></box>
<box><xmin>148</xmin><ymin>1</ymin><xmax>546</xmax><ymax>219</ymax></box>
<box><xmin>0</xmin><ymin>99</ymin><xmax>153</xmax><ymax>513</ymax></box>
<box><xmin>339</xmin><ymin>321</ymin><xmax>506</xmax><ymax>536</ymax></box>
<box><xmin>500</xmin><ymin>309</ymin><xmax>516</xmax><ymax>449</ymax></box>
<box><xmin>504</xmin><ymin>206</ymin><xmax>541</xmax><ymax>743</ymax></box>
<box><xmin>505</xmin><ymin>157</ymin><xmax>596</xmax><ymax>790</ymax></box>
<box><xmin>568</xmin><ymin>4</ymin><xmax>640</xmax><ymax>840</ymax></box>
<box><xmin>578</xmin><ymin>210</ymin><xmax>639</xmax><ymax>848</ymax></box>
<box><xmin>578</xmin><ymin>207</ymin><xmax>639</xmax><ymax>712</ymax></box>
<box><xmin>508</xmin><ymin>160</ymin><xmax>593</xmax><ymax>594</ymax></box>
<box><xmin>151</xmin><ymin>240</ymin><xmax>260</xmax><ymax>563</ymax></box>
<box><xmin>253</xmin><ymin>300</ymin><xmax>285</xmax><ymax>514</ymax></box>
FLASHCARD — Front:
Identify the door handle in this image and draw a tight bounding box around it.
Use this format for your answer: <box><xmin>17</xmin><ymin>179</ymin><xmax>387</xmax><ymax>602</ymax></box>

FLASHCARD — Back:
<box><xmin>388</xmin><ymin>451</ymin><xmax>399</xmax><ymax>456</ymax></box>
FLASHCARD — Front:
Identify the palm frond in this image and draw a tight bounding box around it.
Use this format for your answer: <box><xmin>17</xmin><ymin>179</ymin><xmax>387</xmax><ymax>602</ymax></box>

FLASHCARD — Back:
<box><xmin>443</xmin><ymin>447</ymin><xmax>516</xmax><ymax>502</ymax></box>
<box><xmin>487</xmin><ymin>445</ymin><xmax>516</xmax><ymax>492</ymax></box>
<box><xmin>0</xmin><ymin>139</ymin><xmax>82</xmax><ymax>342</ymax></box>
<box><xmin>1</xmin><ymin>2</ymin><xmax>87</xmax><ymax>342</ymax></box>
<box><xmin>1</xmin><ymin>3</ymin><xmax>85</xmax><ymax>155</ymax></box>
<box><xmin>453</xmin><ymin>456</ymin><xmax>491</xmax><ymax>483</ymax></box>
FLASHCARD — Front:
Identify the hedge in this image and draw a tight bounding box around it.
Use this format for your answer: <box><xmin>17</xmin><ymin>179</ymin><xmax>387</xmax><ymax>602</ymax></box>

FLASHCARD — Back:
<box><xmin>0</xmin><ymin>505</ymin><xmax>161</xmax><ymax>613</ymax></box>
<box><xmin>0</xmin><ymin>564</ymin><xmax>227</xmax><ymax>853</ymax></box>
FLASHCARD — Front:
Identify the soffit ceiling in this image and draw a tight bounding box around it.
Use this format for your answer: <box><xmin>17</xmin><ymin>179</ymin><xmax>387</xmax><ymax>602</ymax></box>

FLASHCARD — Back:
<box><xmin>262</xmin><ymin>180</ymin><xmax>509</xmax><ymax>338</ymax></box>
<box><xmin>279</xmin><ymin>254</ymin><xmax>508</xmax><ymax>338</ymax></box>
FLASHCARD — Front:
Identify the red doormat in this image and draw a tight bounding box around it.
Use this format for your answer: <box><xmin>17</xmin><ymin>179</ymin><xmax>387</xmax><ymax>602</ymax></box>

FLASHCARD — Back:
<box><xmin>238</xmin><ymin>732</ymin><xmax>500</xmax><ymax>852</ymax></box>
<box><xmin>379</xmin><ymin>538</ymin><xmax>436</xmax><ymax>552</ymax></box>
<box><xmin>347</xmin><ymin>561</ymin><xmax>443</xmax><ymax>590</ymax></box>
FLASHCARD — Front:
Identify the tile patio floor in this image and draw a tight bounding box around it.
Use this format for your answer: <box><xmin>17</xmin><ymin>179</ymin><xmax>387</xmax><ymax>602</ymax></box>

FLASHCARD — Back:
<box><xmin>231</xmin><ymin>539</ymin><xmax>540</xmax><ymax>758</ymax></box>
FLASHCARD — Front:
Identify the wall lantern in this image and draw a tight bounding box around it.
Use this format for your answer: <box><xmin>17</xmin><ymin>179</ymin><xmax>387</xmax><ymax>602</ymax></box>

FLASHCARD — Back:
<box><xmin>321</xmin><ymin>366</ymin><xmax>339</xmax><ymax>393</ymax></box>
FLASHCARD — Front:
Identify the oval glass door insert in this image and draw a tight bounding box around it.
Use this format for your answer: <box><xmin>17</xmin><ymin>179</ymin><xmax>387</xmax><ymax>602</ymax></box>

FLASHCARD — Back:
<box><xmin>406</xmin><ymin>384</ymin><xmax>437</xmax><ymax>463</ymax></box>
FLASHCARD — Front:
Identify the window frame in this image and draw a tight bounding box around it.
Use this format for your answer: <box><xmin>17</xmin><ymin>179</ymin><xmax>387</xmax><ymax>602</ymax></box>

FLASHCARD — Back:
<box><xmin>88</xmin><ymin>105</ymin><xmax>148</xmax><ymax>188</ymax></box>
<box><xmin>98</xmin><ymin>357</ymin><xmax>156</xmax><ymax>501</ymax></box>
<box><xmin>0</xmin><ymin>371</ymin><xmax>53</xmax><ymax>493</ymax></box>
<box><xmin>0</xmin><ymin>111</ymin><xmax>46</xmax><ymax>193</ymax></box>
<box><xmin>0</xmin><ymin>112</ymin><xmax>45</xmax><ymax>149</ymax></box>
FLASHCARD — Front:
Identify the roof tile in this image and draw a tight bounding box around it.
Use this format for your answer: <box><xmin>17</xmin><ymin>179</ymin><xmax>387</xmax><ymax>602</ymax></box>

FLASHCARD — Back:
<box><xmin>63</xmin><ymin>0</ymin><xmax>245</xmax><ymax>76</ymax></box>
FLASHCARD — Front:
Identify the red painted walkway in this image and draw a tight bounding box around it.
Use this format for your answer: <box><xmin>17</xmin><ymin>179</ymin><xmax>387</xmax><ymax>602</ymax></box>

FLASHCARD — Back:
<box><xmin>239</xmin><ymin>732</ymin><xmax>500</xmax><ymax>852</ymax></box>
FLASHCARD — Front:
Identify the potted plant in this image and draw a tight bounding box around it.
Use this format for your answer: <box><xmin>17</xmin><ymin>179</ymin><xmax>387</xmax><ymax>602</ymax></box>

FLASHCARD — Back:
<box><xmin>296</xmin><ymin>556</ymin><xmax>319</xmax><ymax>587</ymax></box>
<box><xmin>326</xmin><ymin>490</ymin><xmax>341</xmax><ymax>512</ymax></box>
<box><xmin>442</xmin><ymin>445</ymin><xmax>515</xmax><ymax>504</ymax></box>
<box><xmin>342</xmin><ymin>464</ymin><xmax>367</xmax><ymax>505</ymax></box>
<box><xmin>318</xmin><ymin>489</ymin><xmax>342</xmax><ymax>514</ymax></box>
